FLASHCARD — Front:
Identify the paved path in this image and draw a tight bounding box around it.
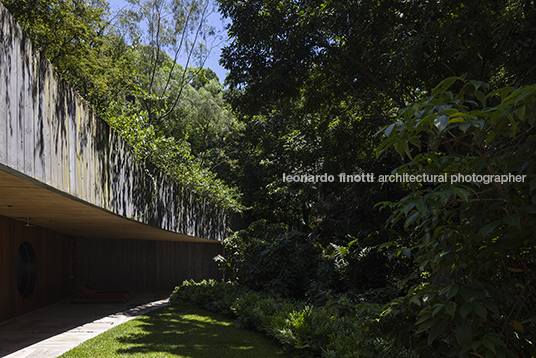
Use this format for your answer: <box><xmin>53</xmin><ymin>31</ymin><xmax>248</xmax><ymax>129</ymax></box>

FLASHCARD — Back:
<box><xmin>0</xmin><ymin>293</ymin><xmax>169</xmax><ymax>358</ymax></box>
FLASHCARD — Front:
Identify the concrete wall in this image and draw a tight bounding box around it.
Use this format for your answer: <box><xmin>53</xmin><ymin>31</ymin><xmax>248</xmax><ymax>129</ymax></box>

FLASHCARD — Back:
<box><xmin>0</xmin><ymin>215</ymin><xmax>72</xmax><ymax>322</ymax></box>
<box><xmin>0</xmin><ymin>2</ymin><xmax>226</xmax><ymax>241</ymax></box>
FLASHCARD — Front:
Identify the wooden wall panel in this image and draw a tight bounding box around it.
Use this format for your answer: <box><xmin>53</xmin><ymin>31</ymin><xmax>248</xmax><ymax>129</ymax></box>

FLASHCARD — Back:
<box><xmin>0</xmin><ymin>215</ymin><xmax>71</xmax><ymax>322</ymax></box>
<box><xmin>0</xmin><ymin>217</ymin><xmax>10</xmax><ymax>317</ymax></box>
<box><xmin>75</xmin><ymin>237</ymin><xmax>223</xmax><ymax>292</ymax></box>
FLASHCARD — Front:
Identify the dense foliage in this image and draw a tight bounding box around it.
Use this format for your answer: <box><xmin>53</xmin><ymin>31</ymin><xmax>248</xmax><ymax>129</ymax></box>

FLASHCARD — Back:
<box><xmin>213</xmin><ymin>1</ymin><xmax>536</xmax><ymax>357</ymax></box>
<box><xmin>6</xmin><ymin>0</ymin><xmax>536</xmax><ymax>356</ymax></box>
<box><xmin>217</xmin><ymin>220</ymin><xmax>412</xmax><ymax>304</ymax></box>
<box><xmin>218</xmin><ymin>0</ymin><xmax>536</xmax><ymax>231</ymax></box>
<box><xmin>219</xmin><ymin>0</ymin><xmax>536</xmax><ymax>112</ymax></box>
<box><xmin>375</xmin><ymin>78</ymin><xmax>536</xmax><ymax>357</ymax></box>
<box><xmin>215</xmin><ymin>220</ymin><xmax>322</xmax><ymax>298</ymax></box>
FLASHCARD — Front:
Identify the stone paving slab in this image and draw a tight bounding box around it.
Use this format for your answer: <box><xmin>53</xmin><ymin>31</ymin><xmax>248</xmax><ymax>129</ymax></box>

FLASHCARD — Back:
<box><xmin>0</xmin><ymin>293</ymin><xmax>170</xmax><ymax>358</ymax></box>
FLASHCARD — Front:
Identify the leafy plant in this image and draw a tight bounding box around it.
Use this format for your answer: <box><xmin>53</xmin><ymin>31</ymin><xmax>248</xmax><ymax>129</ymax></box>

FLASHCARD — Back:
<box><xmin>376</xmin><ymin>77</ymin><xmax>536</xmax><ymax>357</ymax></box>
<box><xmin>215</xmin><ymin>220</ymin><xmax>321</xmax><ymax>298</ymax></box>
<box><xmin>171</xmin><ymin>280</ymin><xmax>392</xmax><ymax>358</ymax></box>
<box><xmin>104</xmin><ymin>102</ymin><xmax>242</xmax><ymax>210</ymax></box>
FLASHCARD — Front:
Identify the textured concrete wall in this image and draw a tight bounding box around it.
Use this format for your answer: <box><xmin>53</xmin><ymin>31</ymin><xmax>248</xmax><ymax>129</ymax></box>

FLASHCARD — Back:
<box><xmin>0</xmin><ymin>2</ymin><xmax>226</xmax><ymax>241</ymax></box>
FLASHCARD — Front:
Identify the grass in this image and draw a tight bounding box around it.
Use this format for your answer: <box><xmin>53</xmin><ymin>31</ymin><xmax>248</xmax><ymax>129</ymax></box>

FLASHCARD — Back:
<box><xmin>59</xmin><ymin>304</ymin><xmax>288</xmax><ymax>358</ymax></box>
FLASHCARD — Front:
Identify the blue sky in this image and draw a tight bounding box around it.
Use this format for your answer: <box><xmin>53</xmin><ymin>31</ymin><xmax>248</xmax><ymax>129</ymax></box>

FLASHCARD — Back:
<box><xmin>106</xmin><ymin>0</ymin><xmax>229</xmax><ymax>83</ymax></box>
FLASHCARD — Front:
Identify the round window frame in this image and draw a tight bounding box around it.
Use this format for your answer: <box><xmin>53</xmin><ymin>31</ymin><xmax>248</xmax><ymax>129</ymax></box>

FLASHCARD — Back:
<box><xmin>15</xmin><ymin>241</ymin><xmax>37</xmax><ymax>298</ymax></box>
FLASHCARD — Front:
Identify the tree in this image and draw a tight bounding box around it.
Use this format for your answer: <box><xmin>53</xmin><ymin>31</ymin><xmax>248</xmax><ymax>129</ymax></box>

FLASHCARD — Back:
<box><xmin>219</xmin><ymin>0</ymin><xmax>536</xmax><ymax>115</ymax></box>
<box><xmin>116</xmin><ymin>0</ymin><xmax>221</xmax><ymax>125</ymax></box>
<box><xmin>216</xmin><ymin>0</ymin><xmax>536</xmax><ymax>318</ymax></box>
<box><xmin>217</xmin><ymin>0</ymin><xmax>536</xmax><ymax>240</ymax></box>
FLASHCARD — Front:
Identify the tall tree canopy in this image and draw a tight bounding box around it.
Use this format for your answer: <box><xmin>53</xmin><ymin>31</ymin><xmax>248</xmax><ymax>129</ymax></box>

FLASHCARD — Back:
<box><xmin>218</xmin><ymin>0</ymin><xmax>536</xmax><ymax>233</ymax></box>
<box><xmin>220</xmin><ymin>0</ymin><xmax>536</xmax><ymax>114</ymax></box>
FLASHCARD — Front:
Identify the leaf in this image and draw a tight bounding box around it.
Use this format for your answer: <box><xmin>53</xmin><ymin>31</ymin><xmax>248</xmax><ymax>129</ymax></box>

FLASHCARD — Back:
<box><xmin>518</xmin><ymin>204</ymin><xmax>536</xmax><ymax>214</ymax></box>
<box><xmin>474</xmin><ymin>90</ymin><xmax>486</xmax><ymax>107</ymax></box>
<box><xmin>427</xmin><ymin>318</ymin><xmax>448</xmax><ymax>345</ymax></box>
<box><xmin>448</xmin><ymin>115</ymin><xmax>467</xmax><ymax>123</ymax></box>
<box><xmin>479</xmin><ymin>220</ymin><xmax>501</xmax><ymax>237</ymax></box>
<box><xmin>511</xmin><ymin>320</ymin><xmax>524</xmax><ymax>332</ymax></box>
<box><xmin>484</xmin><ymin>301</ymin><xmax>500</xmax><ymax>316</ymax></box>
<box><xmin>486</xmin><ymin>334</ymin><xmax>507</xmax><ymax>348</ymax></box>
<box><xmin>402</xmin><ymin>247</ymin><xmax>411</xmax><ymax>258</ymax></box>
<box><xmin>459</xmin><ymin>122</ymin><xmax>471</xmax><ymax>133</ymax></box>
<box><xmin>445</xmin><ymin>302</ymin><xmax>456</xmax><ymax>317</ymax></box>
<box><xmin>482</xmin><ymin>338</ymin><xmax>496</xmax><ymax>354</ymax></box>
<box><xmin>470</xmin><ymin>342</ymin><xmax>483</xmax><ymax>353</ymax></box>
<box><xmin>521</xmin><ymin>317</ymin><xmax>536</xmax><ymax>325</ymax></box>
<box><xmin>434</xmin><ymin>114</ymin><xmax>449</xmax><ymax>132</ymax></box>
<box><xmin>433</xmin><ymin>76</ymin><xmax>459</xmax><ymax>95</ymax></box>
<box><xmin>419</xmin><ymin>259</ymin><xmax>429</xmax><ymax>270</ymax></box>
<box><xmin>485</xmin><ymin>131</ymin><xmax>497</xmax><ymax>143</ymax></box>
<box><xmin>409</xmin><ymin>135</ymin><xmax>421</xmax><ymax>150</ymax></box>
<box><xmin>460</xmin><ymin>303</ymin><xmax>473</xmax><ymax>318</ymax></box>
<box><xmin>375</xmin><ymin>137</ymin><xmax>398</xmax><ymax>158</ymax></box>
<box><xmin>530</xmin><ymin>178</ymin><xmax>536</xmax><ymax>191</ymax></box>
<box><xmin>473</xmin><ymin>302</ymin><xmax>487</xmax><ymax>320</ymax></box>
<box><xmin>439</xmin><ymin>189</ymin><xmax>453</xmax><ymax>203</ymax></box>
<box><xmin>404</xmin><ymin>212</ymin><xmax>420</xmax><ymax>229</ymax></box>
<box><xmin>503</xmin><ymin>213</ymin><xmax>521</xmax><ymax>229</ymax></box>
<box><xmin>394</xmin><ymin>140</ymin><xmax>409</xmax><ymax>158</ymax></box>
<box><xmin>402</xmin><ymin>201</ymin><xmax>416</xmax><ymax>215</ymax></box>
<box><xmin>452</xmin><ymin>187</ymin><xmax>469</xmax><ymax>202</ymax></box>
<box><xmin>447</xmin><ymin>285</ymin><xmax>459</xmax><ymax>300</ymax></box>
<box><xmin>416</xmin><ymin>317</ymin><xmax>435</xmax><ymax>333</ymax></box>
<box><xmin>513</xmin><ymin>86</ymin><xmax>536</xmax><ymax>105</ymax></box>
<box><xmin>456</xmin><ymin>319</ymin><xmax>473</xmax><ymax>347</ymax></box>
<box><xmin>416</xmin><ymin>198</ymin><xmax>428</xmax><ymax>214</ymax></box>
<box><xmin>384</xmin><ymin>123</ymin><xmax>396</xmax><ymax>137</ymax></box>
<box><xmin>515</xmin><ymin>105</ymin><xmax>526</xmax><ymax>120</ymax></box>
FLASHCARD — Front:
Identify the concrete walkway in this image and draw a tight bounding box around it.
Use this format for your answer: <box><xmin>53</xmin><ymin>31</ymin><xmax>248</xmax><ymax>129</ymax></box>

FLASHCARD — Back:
<box><xmin>0</xmin><ymin>292</ymin><xmax>170</xmax><ymax>358</ymax></box>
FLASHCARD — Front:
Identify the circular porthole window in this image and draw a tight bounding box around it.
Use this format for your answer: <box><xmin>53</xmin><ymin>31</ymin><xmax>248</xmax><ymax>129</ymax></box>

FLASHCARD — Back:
<box><xmin>15</xmin><ymin>241</ymin><xmax>37</xmax><ymax>298</ymax></box>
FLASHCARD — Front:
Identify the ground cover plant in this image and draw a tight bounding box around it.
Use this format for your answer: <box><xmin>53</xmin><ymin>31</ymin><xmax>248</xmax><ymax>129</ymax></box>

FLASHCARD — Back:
<box><xmin>171</xmin><ymin>280</ymin><xmax>390</xmax><ymax>358</ymax></box>
<box><xmin>59</xmin><ymin>304</ymin><xmax>287</xmax><ymax>358</ymax></box>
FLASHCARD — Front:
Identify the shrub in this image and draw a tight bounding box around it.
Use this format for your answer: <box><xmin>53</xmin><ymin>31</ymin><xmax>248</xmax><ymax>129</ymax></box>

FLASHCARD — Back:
<box><xmin>171</xmin><ymin>280</ymin><xmax>407</xmax><ymax>357</ymax></box>
<box><xmin>215</xmin><ymin>220</ymin><xmax>322</xmax><ymax>298</ymax></box>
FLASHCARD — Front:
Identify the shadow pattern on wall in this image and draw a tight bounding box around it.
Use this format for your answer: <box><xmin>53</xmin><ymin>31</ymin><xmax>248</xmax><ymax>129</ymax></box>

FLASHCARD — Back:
<box><xmin>0</xmin><ymin>3</ymin><xmax>226</xmax><ymax>241</ymax></box>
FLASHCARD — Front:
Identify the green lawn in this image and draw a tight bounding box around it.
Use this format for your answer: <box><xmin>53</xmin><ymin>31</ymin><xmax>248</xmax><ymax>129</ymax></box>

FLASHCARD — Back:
<box><xmin>59</xmin><ymin>304</ymin><xmax>288</xmax><ymax>358</ymax></box>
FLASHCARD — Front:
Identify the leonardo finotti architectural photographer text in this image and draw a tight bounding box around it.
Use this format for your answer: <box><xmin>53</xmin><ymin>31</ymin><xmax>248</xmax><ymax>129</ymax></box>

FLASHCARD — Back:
<box><xmin>282</xmin><ymin>172</ymin><xmax>527</xmax><ymax>185</ymax></box>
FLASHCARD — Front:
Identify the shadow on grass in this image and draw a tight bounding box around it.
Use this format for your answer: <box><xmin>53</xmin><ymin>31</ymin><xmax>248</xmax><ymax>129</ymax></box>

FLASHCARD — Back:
<box><xmin>113</xmin><ymin>305</ymin><xmax>288</xmax><ymax>358</ymax></box>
